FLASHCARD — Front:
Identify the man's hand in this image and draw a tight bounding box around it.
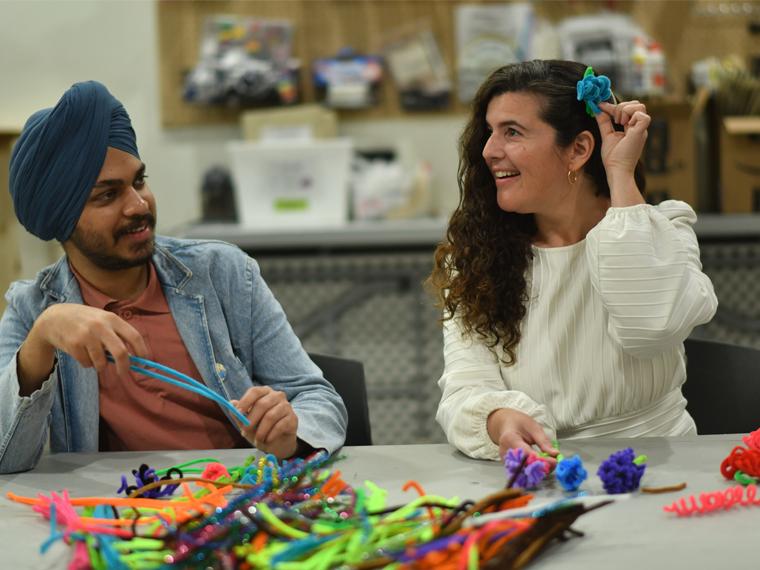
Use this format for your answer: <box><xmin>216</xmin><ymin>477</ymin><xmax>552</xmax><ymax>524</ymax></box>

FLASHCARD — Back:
<box><xmin>18</xmin><ymin>303</ymin><xmax>148</xmax><ymax>396</ymax></box>
<box><xmin>487</xmin><ymin>408</ymin><xmax>558</xmax><ymax>465</ymax></box>
<box><xmin>232</xmin><ymin>386</ymin><xmax>299</xmax><ymax>459</ymax></box>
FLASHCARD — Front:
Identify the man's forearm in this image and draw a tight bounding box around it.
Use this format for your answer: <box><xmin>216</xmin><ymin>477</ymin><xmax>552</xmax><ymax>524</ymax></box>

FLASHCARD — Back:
<box><xmin>17</xmin><ymin>324</ymin><xmax>56</xmax><ymax>397</ymax></box>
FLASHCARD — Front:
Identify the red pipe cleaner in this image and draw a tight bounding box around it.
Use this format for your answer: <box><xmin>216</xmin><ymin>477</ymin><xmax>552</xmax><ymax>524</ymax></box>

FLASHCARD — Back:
<box><xmin>720</xmin><ymin>446</ymin><xmax>760</xmax><ymax>480</ymax></box>
<box><xmin>743</xmin><ymin>428</ymin><xmax>760</xmax><ymax>452</ymax></box>
<box><xmin>663</xmin><ymin>484</ymin><xmax>760</xmax><ymax>517</ymax></box>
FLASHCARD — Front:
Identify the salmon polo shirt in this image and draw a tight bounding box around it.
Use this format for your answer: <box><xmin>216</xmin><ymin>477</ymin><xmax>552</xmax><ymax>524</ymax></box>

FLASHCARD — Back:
<box><xmin>72</xmin><ymin>262</ymin><xmax>248</xmax><ymax>451</ymax></box>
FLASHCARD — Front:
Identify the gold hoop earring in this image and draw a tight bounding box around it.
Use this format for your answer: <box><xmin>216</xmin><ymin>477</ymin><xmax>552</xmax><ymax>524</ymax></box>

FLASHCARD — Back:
<box><xmin>567</xmin><ymin>170</ymin><xmax>578</xmax><ymax>185</ymax></box>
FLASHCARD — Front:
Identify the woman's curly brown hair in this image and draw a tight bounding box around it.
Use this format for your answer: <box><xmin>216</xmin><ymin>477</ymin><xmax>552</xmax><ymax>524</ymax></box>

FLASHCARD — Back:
<box><xmin>428</xmin><ymin>60</ymin><xmax>645</xmax><ymax>365</ymax></box>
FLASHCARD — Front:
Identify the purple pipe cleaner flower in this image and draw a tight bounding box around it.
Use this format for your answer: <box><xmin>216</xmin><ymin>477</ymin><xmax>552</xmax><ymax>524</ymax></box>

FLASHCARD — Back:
<box><xmin>597</xmin><ymin>448</ymin><xmax>647</xmax><ymax>494</ymax></box>
<box><xmin>576</xmin><ymin>66</ymin><xmax>612</xmax><ymax>117</ymax></box>
<box><xmin>504</xmin><ymin>448</ymin><xmax>548</xmax><ymax>489</ymax></box>
<box><xmin>116</xmin><ymin>464</ymin><xmax>182</xmax><ymax>499</ymax></box>
<box><xmin>556</xmin><ymin>455</ymin><xmax>588</xmax><ymax>492</ymax></box>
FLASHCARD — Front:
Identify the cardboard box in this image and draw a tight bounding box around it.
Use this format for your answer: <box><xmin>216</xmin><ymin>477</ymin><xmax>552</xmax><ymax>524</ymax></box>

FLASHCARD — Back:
<box><xmin>240</xmin><ymin>104</ymin><xmax>338</xmax><ymax>141</ymax></box>
<box><xmin>719</xmin><ymin>116</ymin><xmax>760</xmax><ymax>213</ymax></box>
<box><xmin>641</xmin><ymin>99</ymin><xmax>698</xmax><ymax>209</ymax></box>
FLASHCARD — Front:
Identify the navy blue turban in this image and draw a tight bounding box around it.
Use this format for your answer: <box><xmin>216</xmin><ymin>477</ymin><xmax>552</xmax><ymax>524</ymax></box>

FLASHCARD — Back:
<box><xmin>9</xmin><ymin>81</ymin><xmax>140</xmax><ymax>241</ymax></box>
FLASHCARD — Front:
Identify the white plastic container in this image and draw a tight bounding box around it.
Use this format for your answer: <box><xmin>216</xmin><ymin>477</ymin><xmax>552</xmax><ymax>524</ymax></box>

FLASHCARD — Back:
<box><xmin>629</xmin><ymin>36</ymin><xmax>648</xmax><ymax>96</ymax></box>
<box><xmin>646</xmin><ymin>41</ymin><xmax>667</xmax><ymax>96</ymax></box>
<box><xmin>228</xmin><ymin>138</ymin><xmax>353</xmax><ymax>229</ymax></box>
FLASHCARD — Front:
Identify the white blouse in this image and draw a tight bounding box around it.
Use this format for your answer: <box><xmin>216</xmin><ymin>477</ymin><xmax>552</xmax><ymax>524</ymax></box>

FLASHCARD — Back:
<box><xmin>436</xmin><ymin>201</ymin><xmax>718</xmax><ymax>460</ymax></box>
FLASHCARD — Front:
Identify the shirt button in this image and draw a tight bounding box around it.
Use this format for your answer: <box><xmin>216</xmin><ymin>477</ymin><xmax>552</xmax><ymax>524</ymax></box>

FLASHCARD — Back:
<box><xmin>121</xmin><ymin>309</ymin><xmax>133</xmax><ymax>320</ymax></box>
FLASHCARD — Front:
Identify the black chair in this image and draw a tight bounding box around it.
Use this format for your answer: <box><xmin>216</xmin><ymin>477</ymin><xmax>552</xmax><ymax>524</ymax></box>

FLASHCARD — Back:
<box><xmin>683</xmin><ymin>337</ymin><xmax>760</xmax><ymax>434</ymax></box>
<box><xmin>309</xmin><ymin>352</ymin><xmax>373</xmax><ymax>446</ymax></box>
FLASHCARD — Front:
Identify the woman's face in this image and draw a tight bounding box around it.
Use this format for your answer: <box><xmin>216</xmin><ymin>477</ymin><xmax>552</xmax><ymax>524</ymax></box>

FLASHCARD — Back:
<box><xmin>482</xmin><ymin>92</ymin><xmax>573</xmax><ymax>215</ymax></box>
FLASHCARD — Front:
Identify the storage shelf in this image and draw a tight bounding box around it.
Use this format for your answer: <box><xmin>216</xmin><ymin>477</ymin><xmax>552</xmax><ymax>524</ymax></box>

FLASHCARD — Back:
<box><xmin>178</xmin><ymin>217</ymin><xmax>450</xmax><ymax>251</ymax></box>
<box><xmin>178</xmin><ymin>213</ymin><xmax>760</xmax><ymax>250</ymax></box>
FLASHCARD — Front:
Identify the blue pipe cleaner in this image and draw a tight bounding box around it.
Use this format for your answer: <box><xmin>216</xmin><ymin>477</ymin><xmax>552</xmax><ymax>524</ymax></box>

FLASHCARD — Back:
<box><xmin>106</xmin><ymin>354</ymin><xmax>251</xmax><ymax>426</ymax></box>
<box><xmin>576</xmin><ymin>66</ymin><xmax>612</xmax><ymax>117</ymax></box>
<box><xmin>597</xmin><ymin>448</ymin><xmax>647</xmax><ymax>494</ymax></box>
<box><xmin>555</xmin><ymin>454</ymin><xmax>588</xmax><ymax>492</ymax></box>
<box><xmin>504</xmin><ymin>448</ymin><xmax>548</xmax><ymax>489</ymax></box>
<box><xmin>39</xmin><ymin>502</ymin><xmax>65</xmax><ymax>554</ymax></box>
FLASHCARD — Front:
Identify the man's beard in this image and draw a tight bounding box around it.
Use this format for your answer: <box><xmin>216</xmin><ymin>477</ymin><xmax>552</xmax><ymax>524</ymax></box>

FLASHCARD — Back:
<box><xmin>68</xmin><ymin>214</ymin><xmax>156</xmax><ymax>271</ymax></box>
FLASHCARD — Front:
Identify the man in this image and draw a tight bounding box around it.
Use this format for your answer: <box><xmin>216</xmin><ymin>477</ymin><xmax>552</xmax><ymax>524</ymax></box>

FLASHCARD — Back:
<box><xmin>0</xmin><ymin>81</ymin><xmax>347</xmax><ymax>473</ymax></box>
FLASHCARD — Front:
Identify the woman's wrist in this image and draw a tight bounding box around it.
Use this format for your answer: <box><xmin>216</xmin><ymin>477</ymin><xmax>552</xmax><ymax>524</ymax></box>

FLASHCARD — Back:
<box><xmin>486</xmin><ymin>408</ymin><xmax>509</xmax><ymax>444</ymax></box>
<box><xmin>607</xmin><ymin>174</ymin><xmax>645</xmax><ymax>207</ymax></box>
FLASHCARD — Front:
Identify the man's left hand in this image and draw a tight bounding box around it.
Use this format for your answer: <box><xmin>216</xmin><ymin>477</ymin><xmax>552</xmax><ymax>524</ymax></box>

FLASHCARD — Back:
<box><xmin>232</xmin><ymin>386</ymin><xmax>299</xmax><ymax>459</ymax></box>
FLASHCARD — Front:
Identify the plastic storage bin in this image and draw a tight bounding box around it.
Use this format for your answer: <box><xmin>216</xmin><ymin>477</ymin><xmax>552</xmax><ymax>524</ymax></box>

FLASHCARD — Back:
<box><xmin>228</xmin><ymin>138</ymin><xmax>353</xmax><ymax>229</ymax></box>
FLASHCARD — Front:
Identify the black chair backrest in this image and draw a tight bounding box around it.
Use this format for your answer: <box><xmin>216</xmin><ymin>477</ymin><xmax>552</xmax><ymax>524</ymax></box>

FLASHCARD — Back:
<box><xmin>309</xmin><ymin>352</ymin><xmax>373</xmax><ymax>446</ymax></box>
<box><xmin>683</xmin><ymin>338</ymin><xmax>760</xmax><ymax>435</ymax></box>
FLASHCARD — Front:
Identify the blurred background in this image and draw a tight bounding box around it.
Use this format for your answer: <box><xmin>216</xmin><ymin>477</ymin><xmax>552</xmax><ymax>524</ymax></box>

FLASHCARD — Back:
<box><xmin>2</xmin><ymin>0</ymin><xmax>760</xmax><ymax>445</ymax></box>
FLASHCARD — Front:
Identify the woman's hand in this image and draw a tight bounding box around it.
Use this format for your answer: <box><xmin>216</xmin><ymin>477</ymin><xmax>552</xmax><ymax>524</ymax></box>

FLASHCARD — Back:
<box><xmin>487</xmin><ymin>408</ymin><xmax>558</xmax><ymax>465</ymax></box>
<box><xmin>595</xmin><ymin>101</ymin><xmax>649</xmax><ymax>206</ymax></box>
<box><xmin>233</xmin><ymin>386</ymin><xmax>299</xmax><ymax>459</ymax></box>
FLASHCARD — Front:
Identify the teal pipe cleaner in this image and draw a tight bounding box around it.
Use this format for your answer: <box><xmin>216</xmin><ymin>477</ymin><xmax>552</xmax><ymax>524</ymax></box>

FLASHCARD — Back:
<box><xmin>106</xmin><ymin>354</ymin><xmax>250</xmax><ymax>426</ymax></box>
<box><xmin>576</xmin><ymin>66</ymin><xmax>612</xmax><ymax>117</ymax></box>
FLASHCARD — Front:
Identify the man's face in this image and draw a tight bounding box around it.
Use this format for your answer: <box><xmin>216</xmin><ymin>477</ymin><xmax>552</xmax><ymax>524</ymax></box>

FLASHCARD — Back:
<box><xmin>66</xmin><ymin>147</ymin><xmax>157</xmax><ymax>271</ymax></box>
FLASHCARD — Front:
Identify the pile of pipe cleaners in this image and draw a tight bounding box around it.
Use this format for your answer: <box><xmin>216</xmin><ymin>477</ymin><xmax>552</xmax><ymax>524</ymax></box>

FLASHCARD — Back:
<box><xmin>7</xmin><ymin>450</ymin><xmax>610</xmax><ymax>570</ymax></box>
<box><xmin>663</xmin><ymin>427</ymin><xmax>760</xmax><ymax>517</ymax></box>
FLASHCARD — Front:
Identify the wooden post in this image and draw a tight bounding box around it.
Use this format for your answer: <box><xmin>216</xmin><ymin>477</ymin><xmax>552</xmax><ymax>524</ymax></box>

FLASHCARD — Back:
<box><xmin>0</xmin><ymin>130</ymin><xmax>21</xmax><ymax>315</ymax></box>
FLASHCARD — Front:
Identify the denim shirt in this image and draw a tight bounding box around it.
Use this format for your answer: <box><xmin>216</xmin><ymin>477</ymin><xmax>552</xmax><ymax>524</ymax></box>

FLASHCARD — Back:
<box><xmin>0</xmin><ymin>236</ymin><xmax>347</xmax><ymax>473</ymax></box>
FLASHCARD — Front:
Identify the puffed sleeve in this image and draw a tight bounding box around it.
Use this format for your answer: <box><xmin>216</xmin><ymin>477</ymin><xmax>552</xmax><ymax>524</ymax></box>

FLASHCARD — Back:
<box><xmin>436</xmin><ymin>315</ymin><xmax>557</xmax><ymax>461</ymax></box>
<box><xmin>585</xmin><ymin>200</ymin><xmax>717</xmax><ymax>357</ymax></box>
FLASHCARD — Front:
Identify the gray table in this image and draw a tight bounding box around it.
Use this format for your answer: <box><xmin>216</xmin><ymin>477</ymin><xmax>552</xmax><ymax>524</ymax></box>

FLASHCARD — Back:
<box><xmin>0</xmin><ymin>436</ymin><xmax>755</xmax><ymax>569</ymax></box>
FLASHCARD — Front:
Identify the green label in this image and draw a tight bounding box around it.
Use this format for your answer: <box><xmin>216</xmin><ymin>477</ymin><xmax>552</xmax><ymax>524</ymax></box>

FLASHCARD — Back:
<box><xmin>274</xmin><ymin>198</ymin><xmax>309</xmax><ymax>212</ymax></box>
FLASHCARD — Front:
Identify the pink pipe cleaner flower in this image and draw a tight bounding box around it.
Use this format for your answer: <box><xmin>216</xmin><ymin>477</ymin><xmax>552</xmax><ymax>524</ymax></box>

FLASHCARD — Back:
<box><xmin>202</xmin><ymin>462</ymin><xmax>231</xmax><ymax>481</ymax></box>
<box><xmin>743</xmin><ymin>428</ymin><xmax>760</xmax><ymax>451</ymax></box>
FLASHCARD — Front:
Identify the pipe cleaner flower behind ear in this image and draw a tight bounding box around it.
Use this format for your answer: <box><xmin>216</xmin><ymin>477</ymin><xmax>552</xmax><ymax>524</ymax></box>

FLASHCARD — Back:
<box><xmin>597</xmin><ymin>448</ymin><xmax>647</xmax><ymax>494</ymax></box>
<box><xmin>576</xmin><ymin>66</ymin><xmax>612</xmax><ymax>117</ymax></box>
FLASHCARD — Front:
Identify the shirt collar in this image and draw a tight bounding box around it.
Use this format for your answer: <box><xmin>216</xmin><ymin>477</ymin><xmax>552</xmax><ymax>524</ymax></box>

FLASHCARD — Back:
<box><xmin>70</xmin><ymin>262</ymin><xmax>169</xmax><ymax>314</ymax></box>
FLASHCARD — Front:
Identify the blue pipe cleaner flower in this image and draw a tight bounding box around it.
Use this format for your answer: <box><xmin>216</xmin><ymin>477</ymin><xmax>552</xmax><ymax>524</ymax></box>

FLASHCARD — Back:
<box><xmin>597</xmin><ymin>448</ymin><xmax>647</xmax><ymax>494</ymax></box>
<box><xmin>555</xmin><ymin>454</ymin><xmax>588</xmax><ymax>492</ymax></box>
<box><xmin>504</xmin><ymin>448</ymin><xmax>548</xmax><ymax>489</ymax></box>
<box><xmin>576</xmin><ymin>66</ymin><xmax>612</xmax><ymax>117</ymax></box>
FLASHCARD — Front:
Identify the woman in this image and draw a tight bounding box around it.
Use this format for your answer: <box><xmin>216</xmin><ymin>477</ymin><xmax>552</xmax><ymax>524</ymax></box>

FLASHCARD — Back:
<box><xmin>430</xmin><ymin>60</ymin><xmax>717</xmax><ymax>462</ymax></box>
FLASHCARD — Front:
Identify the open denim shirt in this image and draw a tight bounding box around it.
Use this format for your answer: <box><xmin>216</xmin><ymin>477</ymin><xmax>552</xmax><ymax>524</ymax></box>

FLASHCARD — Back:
<box><xmin>0</xmin><ymin>236</ymin><xmax>347</xmax><ymax>473</ymax></box>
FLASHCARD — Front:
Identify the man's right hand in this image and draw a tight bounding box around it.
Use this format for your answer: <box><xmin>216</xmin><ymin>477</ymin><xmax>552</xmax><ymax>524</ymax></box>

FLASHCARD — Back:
<box><xmin>487</xmin><ymin>408</ymin><xmax>559</xmax><ymax>465</ymax></box>
<box><xmin>17</xmin><ymin>304</ymin><xmax>148</xmax><ymax>396</ymax></box>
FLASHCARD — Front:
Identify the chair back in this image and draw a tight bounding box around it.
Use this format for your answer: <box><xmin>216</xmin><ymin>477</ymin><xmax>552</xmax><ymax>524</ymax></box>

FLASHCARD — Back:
<box><xmin>683</xmin><ymin>337</ymin><xmax>760</xmax><ymax>434</ymax></box>
<box><xmin>310</xmin><ymin>353</ymin><xmax>373</xmax><ymax>446</ymax></box>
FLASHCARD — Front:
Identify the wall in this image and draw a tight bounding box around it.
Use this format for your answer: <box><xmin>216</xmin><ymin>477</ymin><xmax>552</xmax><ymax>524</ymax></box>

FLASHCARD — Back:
<box><xmin>0</xmin><ymin>0</ymin><xmax>464</xmax><ymax>263</ymax></box>
<box><xmin>6</xmin><ymin>1</ymin><xmax>749</xmax><ymax>269</ymax></box>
